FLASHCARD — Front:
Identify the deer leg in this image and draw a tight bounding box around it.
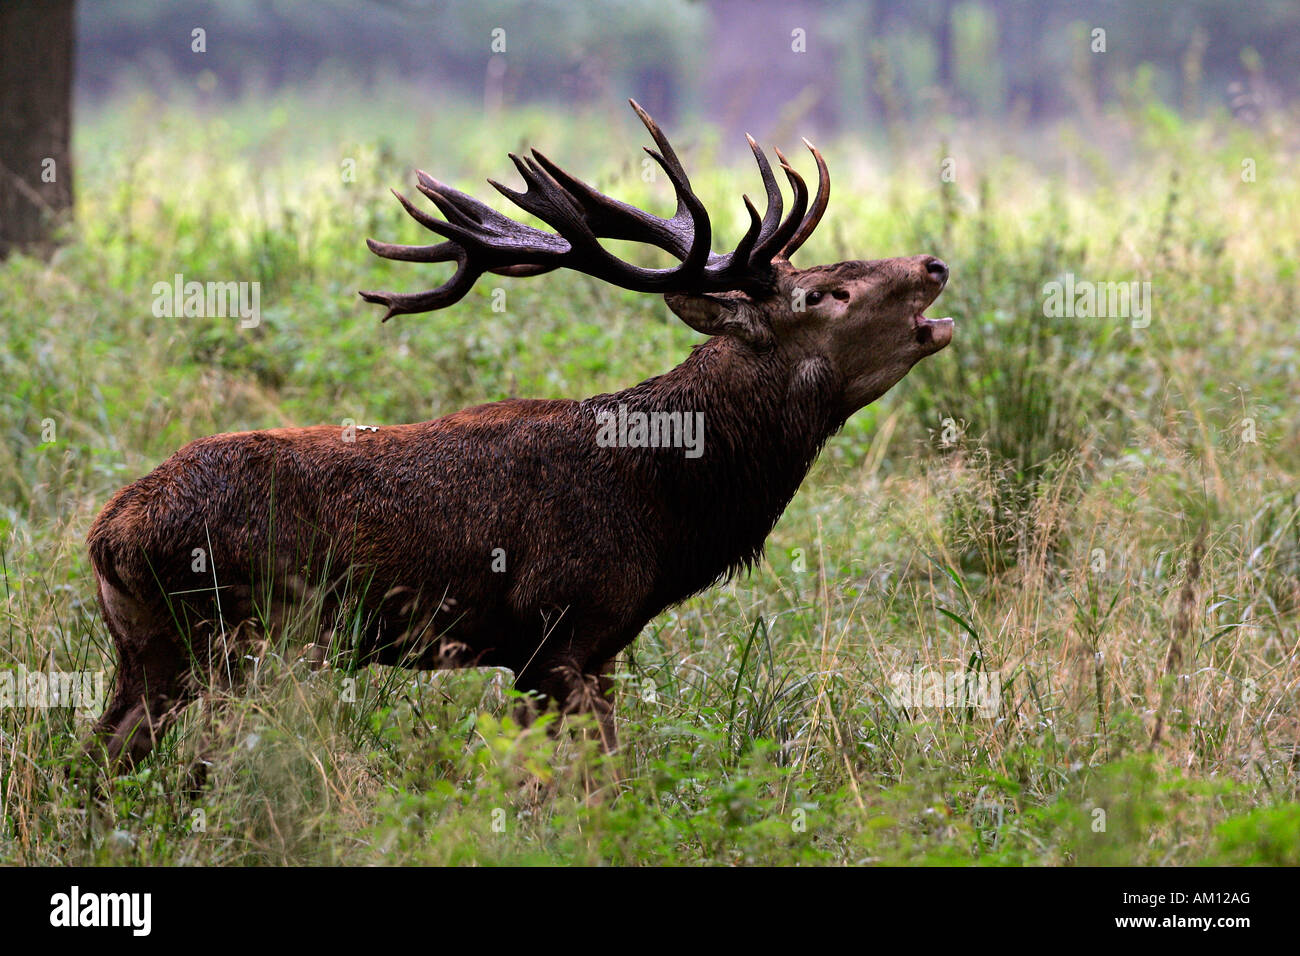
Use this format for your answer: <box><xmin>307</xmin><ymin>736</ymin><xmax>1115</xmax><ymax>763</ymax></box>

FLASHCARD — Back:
<box><xmin>84</xmin><ymin>637</ymin><xmax>192</xmax><ymax>774</ymax></box>
<box><xmin>78</xmin><ymin>576</ymin><xmax>195</xmax><ymax>782</ymax></box>
<box><xmin>183</xmin><ymin>619</ymin><xmax>260</xmax><ymax>794</ymax></box>
<box><xmin>513</xmin><ymin>658</ymin><xmax>618</xmax><ymax>753</ymax></box>
<box><xmin>592</xmin><ymin>661</ymin><xmax>618</xmax><ymax>753</ymax></box>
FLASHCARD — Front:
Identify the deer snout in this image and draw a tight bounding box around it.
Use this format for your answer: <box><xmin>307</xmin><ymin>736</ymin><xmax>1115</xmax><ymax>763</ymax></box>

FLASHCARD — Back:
<box><xmin>922</xmin><ymin>256</ymin><xmax>949</xmax><ymax>287</ymax></box>
<box><xmin>910</xmin><ymin>255</ymin><xmax>952</xmax><ymax>352</ymax></box>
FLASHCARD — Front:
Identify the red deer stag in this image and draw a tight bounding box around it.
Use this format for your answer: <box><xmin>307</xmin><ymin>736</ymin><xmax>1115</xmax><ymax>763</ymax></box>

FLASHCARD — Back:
<box><xmin>83</xmin><ymin>101</ymin><xmax>951</xmax><ymax>773</ymax></box>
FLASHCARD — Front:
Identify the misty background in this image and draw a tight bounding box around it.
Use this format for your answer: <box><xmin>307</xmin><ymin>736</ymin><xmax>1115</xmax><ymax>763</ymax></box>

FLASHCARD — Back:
<box><xmin>76</xmin><ymin>0</ymin><xmax>1296</xmax><ymax>141</ymax></box>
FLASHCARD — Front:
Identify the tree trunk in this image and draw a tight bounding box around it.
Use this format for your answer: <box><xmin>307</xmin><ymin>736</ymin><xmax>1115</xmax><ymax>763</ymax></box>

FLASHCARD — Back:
<box><xmin>0</xmin><ymin>0</ymin><xmax>76</xmax><ymax>259</ymax></box>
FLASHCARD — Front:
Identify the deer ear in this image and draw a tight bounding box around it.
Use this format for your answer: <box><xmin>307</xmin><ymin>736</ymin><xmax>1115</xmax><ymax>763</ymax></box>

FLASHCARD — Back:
<box><xmin>665</xmin><ymin>293</ymin><xmax>770</xmax><ymax>344</ymax></box>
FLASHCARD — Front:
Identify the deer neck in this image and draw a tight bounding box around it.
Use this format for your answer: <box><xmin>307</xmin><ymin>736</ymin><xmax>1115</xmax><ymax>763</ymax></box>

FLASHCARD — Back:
<box><xmin>587</xmin><ymin>337</ymin><xmax>843</xmax><ymax>597</ymax></box>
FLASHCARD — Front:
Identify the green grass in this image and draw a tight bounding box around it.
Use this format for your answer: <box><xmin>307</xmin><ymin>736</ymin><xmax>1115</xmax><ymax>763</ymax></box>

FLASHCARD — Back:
<box><xmin>1</xmin><ymin>82</ymin><xmax>1298</xmax><ymax>865</ymax></box>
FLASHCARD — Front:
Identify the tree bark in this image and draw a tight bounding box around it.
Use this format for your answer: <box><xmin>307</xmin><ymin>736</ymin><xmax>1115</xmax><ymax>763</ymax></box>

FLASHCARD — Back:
<box><xmin>0</xmin><ymin>0</ymin><xmax>76</xmax><ymax>259</ymax></box>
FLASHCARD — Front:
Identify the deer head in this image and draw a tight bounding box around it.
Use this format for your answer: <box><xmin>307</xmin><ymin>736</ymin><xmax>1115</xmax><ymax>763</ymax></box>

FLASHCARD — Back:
<box><xmin>360</xmin><ymin>100</ymin><xmax>951</xmax><ymax>423</ymax></box>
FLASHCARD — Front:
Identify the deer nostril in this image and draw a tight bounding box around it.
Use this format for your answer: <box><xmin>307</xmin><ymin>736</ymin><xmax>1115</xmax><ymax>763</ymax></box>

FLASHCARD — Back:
<box><xmin>925</xmin><ymin>257</ymin><xmax>949</xmax><ymax>284</ymax></box>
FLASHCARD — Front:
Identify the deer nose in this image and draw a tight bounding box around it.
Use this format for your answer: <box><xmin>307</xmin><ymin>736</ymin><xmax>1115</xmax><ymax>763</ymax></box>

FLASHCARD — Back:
<box><xmin>923</xmin><ymin>257</ymin><xmax>949</xmax><ymax>286</ymax></box>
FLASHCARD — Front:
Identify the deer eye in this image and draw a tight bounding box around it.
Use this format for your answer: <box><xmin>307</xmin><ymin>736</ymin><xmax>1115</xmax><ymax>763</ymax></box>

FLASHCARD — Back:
<box><xmin>805</xmin><ymin>290</ymin><xmax>824</xmax><ymax>305</ymax></box>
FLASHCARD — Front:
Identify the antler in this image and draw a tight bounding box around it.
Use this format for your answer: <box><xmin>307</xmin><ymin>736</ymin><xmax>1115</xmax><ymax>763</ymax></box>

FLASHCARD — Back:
<box><xmin>360</xmin><ymin>100</ymin><xmax>830</xmax><ymax>321</ymax></box>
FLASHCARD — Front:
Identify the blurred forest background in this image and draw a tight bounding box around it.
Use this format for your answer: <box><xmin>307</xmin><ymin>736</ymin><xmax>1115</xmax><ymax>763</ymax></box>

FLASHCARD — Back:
<box><xmin>74</xmin><ymin>0</ymin><xmax>1298</xmax><ymax>133</ymax></box>
<box><xmin>7</xmin><ymin>0</ymin><xmax>1298</xmax><ymax>254</ymax></box>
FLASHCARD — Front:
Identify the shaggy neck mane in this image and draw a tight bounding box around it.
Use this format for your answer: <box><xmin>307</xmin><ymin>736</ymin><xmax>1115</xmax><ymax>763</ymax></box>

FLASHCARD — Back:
<box><xmin>584</xmin><ymin>336</ymin><xmax>843</xmax><ymax>608</ymax></box>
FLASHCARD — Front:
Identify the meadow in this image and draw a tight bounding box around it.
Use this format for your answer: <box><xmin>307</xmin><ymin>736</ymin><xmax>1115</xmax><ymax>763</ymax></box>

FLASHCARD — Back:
<box><xmin>1</xmin><ymin>82</ymin><xmax>1297</xmax><ymax>865</ymax></box>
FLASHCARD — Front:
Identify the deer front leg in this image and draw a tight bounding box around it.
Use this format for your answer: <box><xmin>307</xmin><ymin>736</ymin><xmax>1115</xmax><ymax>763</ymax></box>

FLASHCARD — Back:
<box><xmin>513</xmin><ymin>658</ymin><xmax>618</xmax><ymax>753</ymax></box>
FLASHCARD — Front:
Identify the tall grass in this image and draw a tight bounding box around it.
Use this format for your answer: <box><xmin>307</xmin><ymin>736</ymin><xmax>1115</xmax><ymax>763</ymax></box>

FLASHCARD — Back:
<box><xmin>1</xmin><ymin>82</ymin><xmax>1297</xmax><ymax>864</ymax></box>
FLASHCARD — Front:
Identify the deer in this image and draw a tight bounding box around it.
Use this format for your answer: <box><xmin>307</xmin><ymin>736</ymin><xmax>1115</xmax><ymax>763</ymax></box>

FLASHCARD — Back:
<box><xmin>81</xmin><ymin>101</ymin><xmax>951</xmax><ymax>777</ymax></box>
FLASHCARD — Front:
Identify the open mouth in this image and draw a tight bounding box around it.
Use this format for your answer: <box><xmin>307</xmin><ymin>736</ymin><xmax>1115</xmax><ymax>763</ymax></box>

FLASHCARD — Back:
<box><xmin>914</xmin><ymin>313</ymin><xmax>954</xmax><ymax>348</ymax></box>
<box><xmin>910</xmin><ymin>259</ymin><xmax>952</xmax><ymax>349</ymax></box>
<box><xmin>913</xmin><ymin>289</ymin><xmax>954</xmax><ymax>349</ymax></box>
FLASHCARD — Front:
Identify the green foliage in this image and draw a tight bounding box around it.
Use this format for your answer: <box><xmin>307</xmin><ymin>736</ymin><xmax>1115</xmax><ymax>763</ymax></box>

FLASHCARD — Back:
<box><xmin>1211</xmin><ymin>804</ymin><xmax>1300</xmax><ymax>866</ymax></box>
<box><xmin>1</xmin><ymin>85</ymin><xmax>1298</xmax><ymax>865</ymax></box>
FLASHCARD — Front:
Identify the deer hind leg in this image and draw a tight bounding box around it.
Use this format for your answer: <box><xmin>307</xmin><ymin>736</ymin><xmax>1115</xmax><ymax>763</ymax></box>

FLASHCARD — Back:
<box><xmin>80</xmin><ymin>575</ymin><xmax>196</xmax><ymax>778</ymax></box>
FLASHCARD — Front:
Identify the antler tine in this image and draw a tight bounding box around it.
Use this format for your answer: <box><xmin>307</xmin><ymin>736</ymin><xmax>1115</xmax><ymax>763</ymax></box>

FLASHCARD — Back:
<box><xmin>528</xmin><ymin>99</ymin><xmax>714</xmax><ymax>268</ymax></box>
<box><xmin>732</xmin><ymin>194</ymin><xmax>764</xmax><ymax>272</ymax></box>
<box><xmin>360</xmin><ymin>247</ymin><xmax>481</xmax><ymax>321</ymax></box>
<box><xmin>751</xmin><ymin>147</ymin><xmax>808</xmax><ymax>264</ymax></box>
<box><xmin>628</xmin><ymin>98</ymin><xmax>694</xmax><ymax>194</ymax></box>
<box><xmin>493</xmin><ymin>141</ymin><xmax>713</xmax><ymax>288</ymax></box>
<box><xmin>377</xmin><ymin>178</ymin><xmax>569</xmax><ymax>259</ymax></box>
<box><xmin>364</xmin><ymin>237</ymin><xmax>460</xmax><ymax>263</ymax></box>
<box><xmin>359</xmin><ymin>283</ymin><xmax>477</xmax><ymax>322</ymax></box>
<box><xmin>415</xmin><ymin>178</ymin><xmax>485</xmax><ymax>229</ymax></box>
<box><xmin>416</xmin><ymin>171</ymin><xmax>503</xmax><ymax>227</ymax></box>
<box><xmin>744</xmin><ymin>134</ymin><xmax>784</xmax><ymax>263</ymax></box>
<box><xmin>492</xmin><ymin>153</ymin><xmax>678</xmax><ymax>288</ymax></box>
<box><xmin>625</xmin><ymin>98</ymin><xmax>718</xmax><ymax>270</ymax></box>
<box><xmin>638</xmin><ymin>145</ymin><xmax>712</xmax><ymax>272</ymax></box>
<box><xmin>523</xmin><ymin>143</ymin><xmax>713</xmax><ymax>267</ymax></box>
<box><xmin>530</xmin><ymin>149</ymin><xmax>712</xmax><ymax>287</ymax></box>
<box><xmin>489</xmin><ymin>153</ymin><xmax>584</xmax><ymax>233</ymax></box>
<box><xmin>691</xmin><ymin>192</ymin><xmax>764</xmax><ymax>289</ymax></box>
<box><xmin>529</xmin><ymin>148</ymin><xmax>688</xmax><ymax>258</ymax></box>
<box><xmin>777</xmin><ymin>138</ymin><xmax>830</xmax><ymax>260</ymax></box>
<box><xmin>390</xmin><ymin>187</ymin><xmax>464</xmax><ymax>241</ymax></box>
